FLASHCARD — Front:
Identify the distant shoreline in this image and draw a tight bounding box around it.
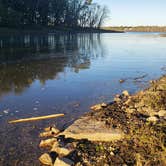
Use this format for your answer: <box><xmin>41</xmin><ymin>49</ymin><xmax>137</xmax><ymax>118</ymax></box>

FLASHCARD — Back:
<box><xmin>103</xmin><ymin>26</ymin><xmax>166</xmax><ymax>32</ymax></box>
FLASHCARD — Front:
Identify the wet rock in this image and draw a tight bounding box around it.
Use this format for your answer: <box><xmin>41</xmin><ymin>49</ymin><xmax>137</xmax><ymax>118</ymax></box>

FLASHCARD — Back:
<box><xmin>54</xmin><ymin>157</ymin><xmax>74</xmax><ymax>166</ymax></box>
<box><xmin>90</xmin><ymin>103</ymin><xmax>107</xmax><ymax>111</ymax></box>
<box><xmin>44</xmin><ymin>126</ymin><xmax>53</xmax><ymax>132</ymax></box>
<box><xmin>122</xmin><ymin>90</ymin><xmax>129</xmax><ymax>97</ymax></box>
<box><xmin>40</xmin><ymin>131</ymin><xmax>54</xmax><ymax>138</ymax></box>
<box><xmin>39</xmin><ymin>138</ymin><xmax>57</xmax><ymax>148</ymax></box>
<box><xmin>3</xmin><ymin>109</ymin><xmax>9</xmax><ymax>114</ymax></box>
<box><xmin>147</xmin><ymin>116</ymin><xmax>158</xmax><ymax>122</ymax></box>
<box><xmin>73</xmin><ymin>103</ymin><xmax>80</xmax><ymax>108</ymax></box>
<box><xmin>51</xmin><ymin>141</ymin><xmax>60</xmax><ymax>152</ymax></box>
<box><xmin>51</xmin><ymin>127</ymin><xmax>60</xmax><ymax>134</ymax></box>
<box><xmin>40</xmin><ymin>128</ymin><xmax>60</xmax><ymax>137</ymax></box>
<box><xmin>114</xmin><ymin>96</ymin><xmax>121</xmax><ymax>103</ymax></box>
<box><xmin>51</xmin><ymin>146</ymin><xmax>72</xmax><ymax>156</ymax></box>
<box><xmin>119</xmin><ymin>79</ymin><xmax>125</xmax><ymax>83</ymax></box>
<box><xmin>39</xmin><ymin>153</ymin><xmax>53</xmax><ymax>166</ymax></box>
<box><xmin>149</xmin><ymin>80</ymin><xmax>156</xmax><ymax>84</ymax></box>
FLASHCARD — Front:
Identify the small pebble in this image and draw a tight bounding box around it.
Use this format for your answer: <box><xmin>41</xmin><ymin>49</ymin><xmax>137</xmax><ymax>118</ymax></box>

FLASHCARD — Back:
<box><xmin>3</xmin><ymin>109</ymin><xmax>9</xmax><ymax>114</ymax></box>
<box><xmin>147</xmin><ymin>116</ymin><xmax>158</xmax><ymax>122</ymax></box>
<box><xmin>122</xmin><ymin>90</ymin><xmax>129</xmax><ymax>96</ymax></box>
<box><xmin>119</xmin><ymin>79</ymin><xmax>125</xmax><ymax>83</ymax></box>
<box><xmin>33</xmin><ymin>107</ymin><xmax>38</xmax><ymax>111</ymax></box>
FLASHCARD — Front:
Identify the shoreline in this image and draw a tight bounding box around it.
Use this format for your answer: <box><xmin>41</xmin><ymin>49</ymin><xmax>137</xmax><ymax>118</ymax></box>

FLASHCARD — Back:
<box><xmin>0</xmin><ymin>27</ymin><xmax>124</xmax><ymax>34</ymax></box>
<box><xmin>103</xmin><ymin>26</ymin><xmax>166</xmax><ymax>32</ymax></box>
<box><xmin>38</xmin><ymin>75</ymin><xmax>166</xmax><ymax>166</ymax></box>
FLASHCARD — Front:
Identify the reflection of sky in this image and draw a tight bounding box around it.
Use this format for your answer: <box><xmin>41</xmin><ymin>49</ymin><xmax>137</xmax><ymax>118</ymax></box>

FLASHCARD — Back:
<box><xmin>95</xmin><ymin>0</ymin><xmax>166</xmax><ymax>26</ymax></box>
<box><xmin>0</xmin><ymin>33</ymin><xmax>166</xmax><ymax>120</ymax></box>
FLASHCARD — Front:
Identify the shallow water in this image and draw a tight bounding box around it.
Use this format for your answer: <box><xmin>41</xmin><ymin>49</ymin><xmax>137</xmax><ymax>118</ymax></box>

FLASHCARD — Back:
<box><xmin>0</xmin><ymin>32</ymin><xmax>166</xmax><ymax>165</ymax></box>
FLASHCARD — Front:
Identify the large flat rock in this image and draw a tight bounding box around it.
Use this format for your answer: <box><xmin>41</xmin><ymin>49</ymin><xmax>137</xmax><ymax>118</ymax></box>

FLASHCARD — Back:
<box><xmin>60</xmin><ymin>116</ymin><xmax>123</xmax><ymax>142</ymax></box>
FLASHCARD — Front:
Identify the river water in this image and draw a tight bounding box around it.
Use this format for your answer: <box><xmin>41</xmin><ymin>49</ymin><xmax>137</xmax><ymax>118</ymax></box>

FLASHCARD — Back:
<box><xmin>0</xmin><ymin>32</ymin><xmax>166</xmax><ymax>165</ymax></box>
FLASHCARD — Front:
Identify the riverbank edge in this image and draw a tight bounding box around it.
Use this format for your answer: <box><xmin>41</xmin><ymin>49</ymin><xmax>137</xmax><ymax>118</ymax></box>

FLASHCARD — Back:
<box><xmin>39</xmin><ymin>75</ymin><xmax>166</xmax><ymax>166</ymax></box>
<box><xmin>0</xmin><ymin>27</ymin><xmax>124</xmax><ymax>34</ymax></box>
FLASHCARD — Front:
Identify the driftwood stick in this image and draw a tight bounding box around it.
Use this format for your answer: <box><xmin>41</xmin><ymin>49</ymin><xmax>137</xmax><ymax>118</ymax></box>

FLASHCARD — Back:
<box><xmin>8</xmin><ymin>114</ymin><xmax>65</xmax><ymax>124</ymax></box>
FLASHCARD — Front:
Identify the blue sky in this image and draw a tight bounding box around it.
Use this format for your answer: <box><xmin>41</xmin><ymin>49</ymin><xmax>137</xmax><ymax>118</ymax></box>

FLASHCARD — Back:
<box><xmin>94</xmin><ymin>0</ymin><xmax>166</xmax><ymax>26</ymax></box>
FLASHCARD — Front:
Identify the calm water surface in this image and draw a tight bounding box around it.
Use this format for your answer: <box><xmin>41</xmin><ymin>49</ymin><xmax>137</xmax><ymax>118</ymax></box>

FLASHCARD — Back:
<box><xmin>0</xmin><ymin>32</ymin><xmax>166</xmax><ymax>165</ymax></box>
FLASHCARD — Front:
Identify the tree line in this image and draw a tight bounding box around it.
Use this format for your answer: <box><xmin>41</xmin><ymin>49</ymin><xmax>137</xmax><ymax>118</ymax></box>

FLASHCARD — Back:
<box><xmin>106</xmin><ymin>26</ymin><xmax>166</xmax><ymax>32</ymax></box>
<box><xmin>0</xmin><ymin>0</ymin><xmax>108</xmax><ymax>28</ymax></box>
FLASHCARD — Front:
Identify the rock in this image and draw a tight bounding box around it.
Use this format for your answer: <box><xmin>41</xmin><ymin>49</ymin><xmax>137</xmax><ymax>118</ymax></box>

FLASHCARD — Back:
<box><xmin>3</xmin><ymin>109</ymin><xmax>9</xmax><ymax>114</ymax></box>
<box><xmin>124</xmin><ymin>98</ymin><xmax>132</xmax><ymax>105</ymax></box>
<box><xmin>147</xmin><ymin>116</ymin><xmax>158</xmax><ymax>122</ymax></box>
<box><xmin>39</xmin><ymin>138</ymin><xmax>57</xmax><ymax>148</ymax></box>
<box><xmin>125</xmin><ymin>108</ymin><xmax>135</xmax><ymax>114</ymax></box>
<box><xmin>39</xmin><ymin>131</ymin><xmax>54</xmax><ymax>138</ymax></box>
<box><xmin>60</xmin><ymin>116</ymin><xmax>123</xmax><ymax>142</ymax></box>
<box><xmin>40</xmin><ymin>128</ymin><xmax>60</xmax><ymax>137</ymax></box>
<box><xmin>39</xmin><ymin>153</ymin><xmax>53</xmax><ymax>166</ymax></box>
<box><xmin>149</xmin><ymin>80</ymin><xmax>156</xmax><ymax>84</ymax></box>
<box><xmin>158</xmin><ymin>110</ymin><xmax>166</xmax><ymax>117</ymax></box>
<box><xmin>51</xmin><ymin>141</ymin><xmax>60</xmax><ymax>151</ymax></box>
<box><xmin>65</xmin><ymin>142</ymin><xmax>77</xmax><ymax>150</ymax></box>
<box><xmin>51</xmin><ymin>146</ymin><xmax>72</xmax><ymax>156</ymax></box>
<box><xmin>54</xmin><ymin>157</ymin><xmax>74</xmax><ymax>166</ymax></box>
<box><xmin>122</xmin><ymin>90</ymin><xmax>129</xmax><ymax>97</ymax></box>
<box><xmin>44</xmin><ymin>126</ymin><xmax>52</xmax><ymax>132</ymax></box>
<box><xmin>114</xmin><ymin>96</ymin><xmax>121</xmax><ymax>102</ymax></box>
<box><xmin>110</xmin><ymin>152</ymin><xmax>114</xmax><ymax>156</ymax></box>
<box><xmin>119</xmin><ymin>79</ymin><xmax>125</xmax><ymax>83</ymax></box>
<box><xmin>101</xmin><ymin>103</ymin><xmax>107</xmax><ymax>107</ymax></box>
<box><xmin>90</xmin><ymin>103</ymin><xmax>107</xmax><ymax>111</ymax></box>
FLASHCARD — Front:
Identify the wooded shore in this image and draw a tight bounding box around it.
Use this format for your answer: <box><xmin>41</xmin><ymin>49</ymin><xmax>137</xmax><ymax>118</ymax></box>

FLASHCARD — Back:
<box><xmin>0</xmin><ymin>27</ymin><xmax>123</xmax><ymax>34</ymax></box>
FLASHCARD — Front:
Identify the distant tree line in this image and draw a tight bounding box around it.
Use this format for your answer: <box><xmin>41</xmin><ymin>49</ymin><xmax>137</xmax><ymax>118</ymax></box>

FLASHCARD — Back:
<box><xmin>106</xmin><ymin>26</ymin><xmax>166</xmax><ymax>32</ymax></box>
<box><xmin>0</xmin><ymin>0</ymin><xmax>108</xmax><ymax>28</ymax></box>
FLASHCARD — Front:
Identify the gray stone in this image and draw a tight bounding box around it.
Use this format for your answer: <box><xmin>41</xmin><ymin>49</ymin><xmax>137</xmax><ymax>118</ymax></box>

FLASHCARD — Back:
<box><xmin>60</xmin><ymin>116</ymin><xmax>123</xmax><ymax>142</ymax></box>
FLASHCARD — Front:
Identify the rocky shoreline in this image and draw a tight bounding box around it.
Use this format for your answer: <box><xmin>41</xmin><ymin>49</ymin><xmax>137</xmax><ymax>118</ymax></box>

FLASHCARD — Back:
<box><xmin>38</xmin><ymin>76</ymin><xmax>166</xmax><ymax>166</ymax></box>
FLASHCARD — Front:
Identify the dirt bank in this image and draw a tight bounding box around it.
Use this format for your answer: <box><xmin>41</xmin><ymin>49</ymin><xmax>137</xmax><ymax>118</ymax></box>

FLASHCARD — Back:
<box><xmin>38</xmin><ymin>76</ymin><xmax>166</xmax><ymax>166</ymax></box>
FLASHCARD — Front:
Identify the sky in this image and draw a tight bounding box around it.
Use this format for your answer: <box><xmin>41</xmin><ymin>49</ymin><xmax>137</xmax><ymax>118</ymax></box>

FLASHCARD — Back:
<box><xmin>94</xmin><ymin>0</ymin><xmax>166</xmax><ymax>26</ymax></box>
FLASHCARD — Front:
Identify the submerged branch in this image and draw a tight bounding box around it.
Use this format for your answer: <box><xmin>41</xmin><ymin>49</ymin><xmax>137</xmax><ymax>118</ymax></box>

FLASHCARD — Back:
<box><xmin>8</xmin><ymin>114</ymin><xmax>65</xmax><ymax>124</ymax></box>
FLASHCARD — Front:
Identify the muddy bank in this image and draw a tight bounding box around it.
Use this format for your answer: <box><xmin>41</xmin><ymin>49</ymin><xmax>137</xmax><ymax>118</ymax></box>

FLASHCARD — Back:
<box><xmin>38</xmin><ymin>76</ymin><xmax>166</xmax><ymax>166</ymax></box>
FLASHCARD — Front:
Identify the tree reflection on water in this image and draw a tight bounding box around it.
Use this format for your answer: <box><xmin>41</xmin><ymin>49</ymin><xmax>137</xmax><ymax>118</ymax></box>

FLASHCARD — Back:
<box><xmin>0</xmin><ymin>33</ymin><xmax>104</xmax><ymax>96</ymax></box>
